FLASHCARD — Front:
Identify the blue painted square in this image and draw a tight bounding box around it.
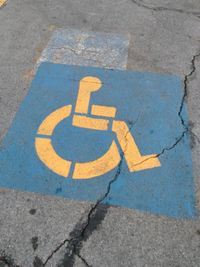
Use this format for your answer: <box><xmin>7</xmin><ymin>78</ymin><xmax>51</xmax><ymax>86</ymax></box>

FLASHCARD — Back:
<box><xmin>0</xmin><ymin>63</ymin><xmax>196</xmax><ymax>218</ymax></box>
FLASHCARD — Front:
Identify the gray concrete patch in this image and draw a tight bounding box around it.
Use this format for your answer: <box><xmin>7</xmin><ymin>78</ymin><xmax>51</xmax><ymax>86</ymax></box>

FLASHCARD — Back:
<box><xmin>0</xmin><ymin>0</ymin><xmax>200</xmax><ymax>266</ymax></box>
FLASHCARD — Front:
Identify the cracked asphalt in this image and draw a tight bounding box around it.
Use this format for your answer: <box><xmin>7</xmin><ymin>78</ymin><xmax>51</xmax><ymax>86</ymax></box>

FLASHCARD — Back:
<box><xmin>1</xmin><ymin>0</ymin><xmax>200</xmax><ymax>266</ymax></box>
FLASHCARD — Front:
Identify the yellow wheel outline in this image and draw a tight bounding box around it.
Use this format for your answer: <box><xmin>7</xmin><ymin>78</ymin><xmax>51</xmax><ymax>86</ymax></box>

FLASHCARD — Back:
<box><xmin>35</xmin><ymin>105</ymin><xmax>121</xmax><ymax>179</ymax></box>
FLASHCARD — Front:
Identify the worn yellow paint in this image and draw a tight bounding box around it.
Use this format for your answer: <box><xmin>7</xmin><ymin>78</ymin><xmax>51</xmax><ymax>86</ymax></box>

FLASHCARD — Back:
<box><xmin>112</xmin><ymin>120</ymin><xmax>161</xmax><ymax>171</ymax></box>
<box><xmin>91</xmin><ymin>105</ymin><xmax>116</xmax><ymax>118</ymax></box>
<box><xmin>35</xmin><ymin>138</ymin><xmax>72</xmax><ymax>177</ymax></box>
<box><xmin>73</xmin><ymin>114</ymin><xmax>109</xmax><ymax>131</ymax></box>
<box><xmin>0</xmin><ymin>0</ymin><xmax>7</xmax><ymax>8</ymax></box>
<box><xmin>37</xmin><ymin>105</ymin><xmax>72</xmax><ymax>135</ymax></box>
<box><xmin>75</xmin><ymin>76</ymin><xmax>102</xmax><ymax>114</ymax></box>
<box><xmin>73</xmin><ymin>141</ymin><xmax>120</xmax><ymax>179</ymax></box>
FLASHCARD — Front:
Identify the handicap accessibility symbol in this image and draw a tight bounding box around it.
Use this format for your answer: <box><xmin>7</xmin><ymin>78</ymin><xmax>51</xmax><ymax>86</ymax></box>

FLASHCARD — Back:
<box><xmin>35</xmin><ymin>76</ymin><xmax>161</xmax><ymax>179</ymax></box>
<box><xmin>0</xmin><ymin>62</ymin><xmax>196</xmax><ymax>218</ymax></box>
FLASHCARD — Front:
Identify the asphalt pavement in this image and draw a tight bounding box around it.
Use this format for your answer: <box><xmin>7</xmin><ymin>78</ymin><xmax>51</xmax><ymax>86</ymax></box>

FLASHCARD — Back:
<box><xmin>0</xmin><ymin>1</ymin><xmax>200</xmax><ymax>266</ymax></box>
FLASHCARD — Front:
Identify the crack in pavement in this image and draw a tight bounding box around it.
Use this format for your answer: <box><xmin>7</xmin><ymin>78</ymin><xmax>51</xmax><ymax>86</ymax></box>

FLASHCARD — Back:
<box><xmin>42</xmin><ymin>122</ymin><xmax>134</xmax><ymax>267</ymax></box>
<box><xmin>53</xmin><ymin>205</ymin><xmax>109</xmax><ymax>267</ymax></box>
<box><xmin>127</xmin><ymin>49</ymin><xmax>200</xmax><ymax>169</ymax></box>
<box><xmin>70</xmin><ymin>49</ymin><xmax>200</xmax><ymax>266</ymax></box>
<box><xmin>68</xmin><ymin>50</ymin><xmax>200</xmax><ymax>266</ymax></box>
<box><xmin>179</xmin><ymin>51</ymin><xmax>200</xmax><ymax>129</ymax></box>
<box><xmin>41</xmin><ymin>45</ymin><xmax>115</xmax><ymax>68</ymax></box>
<box><xmin>131</xmin><ymin>0</ymin><xmax>200</xmax><ymax>18</ymax></box>
<box><xmin>42</xmin><ymin>239</ymin><xmax>70</xmax><ymax>266</ymax></box>
<box><xmin>39</xmin><ymin>50</ymin><xmax>200</xmax><ymax>267</ymax></box>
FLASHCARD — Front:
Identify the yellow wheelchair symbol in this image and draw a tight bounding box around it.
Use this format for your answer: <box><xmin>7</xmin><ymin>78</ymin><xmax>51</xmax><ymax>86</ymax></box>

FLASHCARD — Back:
<box><xmin>35</xmin><ymin>76</ymin><xmax>161</xmax><ymax>179</ymax></box>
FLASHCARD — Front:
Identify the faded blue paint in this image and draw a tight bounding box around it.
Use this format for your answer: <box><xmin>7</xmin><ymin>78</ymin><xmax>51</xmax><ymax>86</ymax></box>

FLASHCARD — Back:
<box><xmin>38</xmin><ymin>28</ymin><xmax>129</xmax><ymax>69</ymax></box>
<box><xmin>0</xmin><ymin>63</ymin><xmax>196</xmax><ymax>218</ymax></box>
